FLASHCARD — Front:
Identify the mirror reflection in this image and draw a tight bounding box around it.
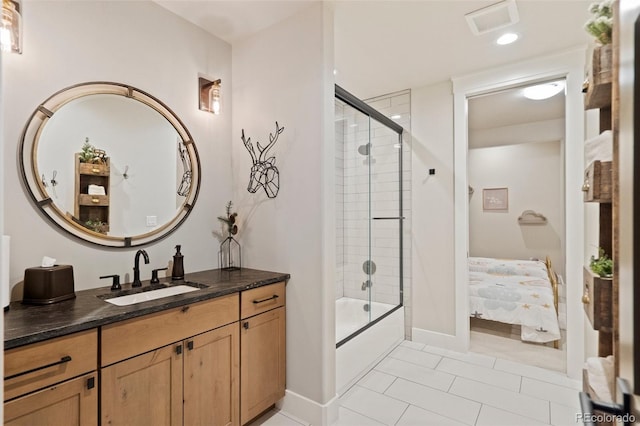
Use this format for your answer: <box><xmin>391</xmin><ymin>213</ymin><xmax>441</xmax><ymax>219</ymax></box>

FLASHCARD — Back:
<box><xmin>37</xmin><ymin>94</ymin><xmax>184</xmax><ymax>236</ymax></box>
<box><xmin>20</xmin><ymin>82</ymin><xmax>200</xmax><ymax>247</ymax></box>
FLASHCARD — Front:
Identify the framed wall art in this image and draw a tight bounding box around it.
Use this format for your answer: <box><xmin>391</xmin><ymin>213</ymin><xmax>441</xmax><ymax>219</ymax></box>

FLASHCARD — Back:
<box><xmin>483</xmin><ymin>187</ymin><xmax>508</xmax><ymax>211</ymax></box>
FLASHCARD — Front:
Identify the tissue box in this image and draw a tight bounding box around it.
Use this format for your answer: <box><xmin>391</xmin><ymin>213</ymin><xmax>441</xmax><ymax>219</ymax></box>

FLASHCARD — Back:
<box><xmin>23</xmin><ymin>265</ymin><xmax>76</xmax><ymax>305</ymax></box>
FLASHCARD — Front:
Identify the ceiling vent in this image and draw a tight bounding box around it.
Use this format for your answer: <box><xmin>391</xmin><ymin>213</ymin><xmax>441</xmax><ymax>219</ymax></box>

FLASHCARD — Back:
<box><xmin>465</xmin><ymin>0</ymin><xmax>519</xmax><ymax>35</ymax></box>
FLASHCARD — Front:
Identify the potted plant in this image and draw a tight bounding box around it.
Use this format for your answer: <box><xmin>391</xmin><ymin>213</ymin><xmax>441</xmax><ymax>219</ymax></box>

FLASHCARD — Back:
<box><xmin>584</xmin><ymin>1</ymin><xmax>613</xmax><ymax>89</ymax></box>
<box><xmin>590</xmin><ymin>247</ymin><xmax>613</xmax><ymax>278</ymax></box>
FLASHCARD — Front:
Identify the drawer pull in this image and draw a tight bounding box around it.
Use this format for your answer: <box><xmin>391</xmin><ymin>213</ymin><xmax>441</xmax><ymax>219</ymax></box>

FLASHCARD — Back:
<box><xmin>582</xmin><ymin>180</ymin><xmax>590</xmax><ymax>192</ymax></box>
<box><xmin>91</xmin><ymin>198</ymin><xmax>100</xmax><ymax>204</ymax></box>
<box><xmin>92</xmin><ymin>168</ymin><xmax>100</xmax><ymax>174</ymax></box>
<box><xmin>6</xmin><ymin>355</ymin><xmax>72</xmax><ymax>380</ymax></box>
<box><xmin>253</xmin><ymin>295</ymin><xmax>279</xmax><ymax>304</ymax></box>
<box><xmin>87</xmin><ymin>376</ymin><xmax>95</xmax><ymax>390</ymax></box>
<box><xmin>582</xmin><ymin>292</ymin><xmax>591</xmax><ymax>304</ymax></box>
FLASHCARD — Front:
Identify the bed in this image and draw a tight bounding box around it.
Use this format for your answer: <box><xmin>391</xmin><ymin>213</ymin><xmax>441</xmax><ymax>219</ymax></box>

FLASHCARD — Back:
<box><xmin>468</xmin><ymin>256</ymin><xmax>561</xmax><ymax>347</ymax></box>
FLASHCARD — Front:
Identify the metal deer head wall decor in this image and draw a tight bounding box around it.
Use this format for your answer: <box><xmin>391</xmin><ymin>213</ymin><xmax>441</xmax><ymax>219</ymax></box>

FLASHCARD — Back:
<box><xmin>241</xmin><ymin>121</ymin><xmax>284</xmax><ymax>198</ymax></box>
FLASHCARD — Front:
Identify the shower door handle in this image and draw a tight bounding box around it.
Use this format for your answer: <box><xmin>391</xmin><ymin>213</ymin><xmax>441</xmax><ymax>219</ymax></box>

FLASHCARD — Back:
<box><xmin>372</xmin><ymin>217</ymin><xmax>405</xmax><ymax>220</ymax></box>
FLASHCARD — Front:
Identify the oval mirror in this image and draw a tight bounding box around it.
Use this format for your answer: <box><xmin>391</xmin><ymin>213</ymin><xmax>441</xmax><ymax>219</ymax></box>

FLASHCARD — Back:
<box><xmin>19</xmin><ymin>82</ymin><xmax>201</xmax><ymax>247</ymax></box>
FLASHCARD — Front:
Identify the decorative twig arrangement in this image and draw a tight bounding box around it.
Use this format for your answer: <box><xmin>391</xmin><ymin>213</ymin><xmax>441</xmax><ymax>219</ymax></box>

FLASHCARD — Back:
<box><xmin>241</xmin><ymin>122</ymin><xmax>284</xmax><ymax>198</ymax></box>
<box><xmin>218</xmin><ymin>201</ymin><xmax>241</xmax><ymax>270</ymax></box>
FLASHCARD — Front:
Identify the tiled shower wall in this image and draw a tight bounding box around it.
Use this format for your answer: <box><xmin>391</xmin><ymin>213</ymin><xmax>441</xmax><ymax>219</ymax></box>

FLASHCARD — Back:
<box><xmin>335</xmin><ymin>90</ymin><xmax>412</xmax><ymax>339</ymax></box>
<box><xmin>335</xmin><ymin>101</ymin><xmax>345</xmax><ymax>299</ymax></box>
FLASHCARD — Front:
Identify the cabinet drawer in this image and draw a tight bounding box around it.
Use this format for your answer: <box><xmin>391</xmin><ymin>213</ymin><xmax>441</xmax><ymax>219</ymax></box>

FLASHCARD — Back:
<box><xmin>241</xmin><ymin>282</ymin><xmax>285</xmax><ymax>319</ymax></box>
<box><xmin>101</xmin><ymin>294</ymin><xmax>239</xmax><ymax>366</ymax></box>
<box><xmin>78</xmin><ymin>163</ymin><xmax>109</xmax><ymax>176</ymax></box>
<box><xmin>4</xmin><ymin>329</ymin><xmax>98</xmax><ymax>401</ymax></box>
<box><xmin>77</xmin><ymin>194</ymin><xmax>108</xmax><ymax>206</ymax></box>
<box><xmin>583</xmin><ymin>160</ymin><xmax>612</xmax><ymax>202</ymax></box>
<box><xmin>5</xmin><ymin>372</ymin><xmax>98</xmax><ymax>425</ymax></box>
<box><xmin>583</xmin><ymin>267</ymin><xmax>612</xmax><ymax>330</ymax></box>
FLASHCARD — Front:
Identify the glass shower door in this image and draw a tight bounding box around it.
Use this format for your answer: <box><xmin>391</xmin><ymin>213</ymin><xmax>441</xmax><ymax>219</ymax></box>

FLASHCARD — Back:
<box><xmin>368</xmin><ymin>117</ymin><xmax>403</xmax><ymax>324</ymax></box>
<box><xmin>335</xmin><ymin>85</ymin><xmax>404</xmax><ymax>347</ymax></box>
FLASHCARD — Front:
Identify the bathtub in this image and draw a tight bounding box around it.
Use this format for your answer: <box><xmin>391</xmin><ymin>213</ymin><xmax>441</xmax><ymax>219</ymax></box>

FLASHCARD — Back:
<box><xmin>335</xmin><ymin>297</ymin><xmax>404</xmax><ymax>394</ymax></box>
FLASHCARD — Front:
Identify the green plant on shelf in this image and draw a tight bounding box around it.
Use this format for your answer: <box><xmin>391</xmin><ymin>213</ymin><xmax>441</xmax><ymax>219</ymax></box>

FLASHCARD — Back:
<box><xmin>584</xmin><ymin>0</ymin><xmax>613</xmax><ymax>45</ymax></box>
<box><xmin>84</xmin><ymin>219</ymin><xmax>108</xmax><ymax>234</ymax></box>
<box><xmin>590</xmin><ymin>247</ymin><xmax>613</xmax><ymax>277</ymax></box>
<box><xmin>78</xmin><ymin>137</ymin><xmax>107</xmax><ymax>164</ymax></box>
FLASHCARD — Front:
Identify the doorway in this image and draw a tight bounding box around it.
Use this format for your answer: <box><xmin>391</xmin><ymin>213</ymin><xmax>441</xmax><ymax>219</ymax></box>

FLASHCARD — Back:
<box><xmin>467</xmin><ymin>82</ymin><xmax>567</xmax><ymax>372</ymax></box>
<box><xmin>452</xmin><ymin>49</ymin><xmax>586</xmax><ymax>380</ymax></box>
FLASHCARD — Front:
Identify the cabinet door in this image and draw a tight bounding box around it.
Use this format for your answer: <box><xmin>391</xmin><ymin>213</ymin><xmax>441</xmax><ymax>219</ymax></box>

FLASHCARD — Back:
<box><xmin>184</xmin><ymin>322</ymin><xmax>239</xmax><ymax>426</ymax></box>
<box><xmin>4</xmin><ymin>373</ymin><xmax>97</xmax><ymax>426</ymax></box>
<box><xmin>101</xmin><ymin>344</ymin><xmax>182</xmax><ymax>426</ymax></box>
<box><xmin>240</xmin><ymin>307</ymin><xmax>285</xmax><ymax>425</ymax></box>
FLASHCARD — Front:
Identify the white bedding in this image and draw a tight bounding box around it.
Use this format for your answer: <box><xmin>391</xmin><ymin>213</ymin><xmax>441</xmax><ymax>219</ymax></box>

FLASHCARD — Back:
<box><xmin>468</xmin><ymin>257</ymin><xmax>560</xmax><ymax>343</ymax></box>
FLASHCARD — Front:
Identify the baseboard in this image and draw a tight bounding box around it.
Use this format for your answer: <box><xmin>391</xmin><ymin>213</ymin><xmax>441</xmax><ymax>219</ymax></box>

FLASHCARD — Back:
<box><xmin>411</xmin><ymin>327</ymin><xmax>467</xmax><ymax>352</ymax></box>
<box><xmin>277</xmin><ymin>389</ymin><xmax>339</xmax><ymax>426</ymax></box>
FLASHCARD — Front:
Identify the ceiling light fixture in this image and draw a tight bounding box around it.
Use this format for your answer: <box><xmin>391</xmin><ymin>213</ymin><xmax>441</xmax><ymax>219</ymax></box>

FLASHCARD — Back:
<box><xmin>523</xmin><ymin>81</ymin><xmax>565</xmax><ymax>100</ymax></box>
<box><xmin>1</xmin><ymin>0</ymin><xmax>22</xmax><ymax>54</ymax></box>
<box><xmin>496</xmin><ymin>33</ymin><xmax>518</xmax><ymax>45</ymax></box>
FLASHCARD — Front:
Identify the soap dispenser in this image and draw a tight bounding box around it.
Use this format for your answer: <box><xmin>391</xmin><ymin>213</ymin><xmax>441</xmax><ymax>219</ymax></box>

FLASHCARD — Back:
<box><xmin>171</xmin><ymin>245</ymin><xmax>184</xmax><ymax>280</ymax></box>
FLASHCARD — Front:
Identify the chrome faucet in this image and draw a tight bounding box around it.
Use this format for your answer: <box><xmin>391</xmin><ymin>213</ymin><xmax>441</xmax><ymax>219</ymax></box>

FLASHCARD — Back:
<box><xmin>132</xmin><ymin>249</ymin><xmax>150</xmax><ymax>287</ymax></box>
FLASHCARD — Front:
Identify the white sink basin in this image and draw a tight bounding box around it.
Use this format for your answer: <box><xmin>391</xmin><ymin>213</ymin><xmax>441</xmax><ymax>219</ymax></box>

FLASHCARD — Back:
<box><xmin>103</xmin><ymin>285</ymin><xmax>199</xmax><ymax>306</ymax></box>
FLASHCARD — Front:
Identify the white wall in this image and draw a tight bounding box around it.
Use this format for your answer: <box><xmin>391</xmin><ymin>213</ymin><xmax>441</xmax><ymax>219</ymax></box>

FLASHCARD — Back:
<box><xmin>617</xmin><ymin>0</ymin><xmax>638</xmax><ymax>407</ymax></box>
<box><xmin>410</xmin><ymin>81</ymin><xmax>456</xmax><ymax>335</ymax></box>
<box><xmin>468</xmin><ymin>140</ymin><xmax>564</xmax><ymax>277</ymax></box>
<box><xmin>2</xmin><ymin>1</ymin><xmax>232</xmax><ymax>292</ymax></box>
<box><xmin>231</xmin><ymin>3</ymin><xmax>337</xmax><ymax>423</ymax></box>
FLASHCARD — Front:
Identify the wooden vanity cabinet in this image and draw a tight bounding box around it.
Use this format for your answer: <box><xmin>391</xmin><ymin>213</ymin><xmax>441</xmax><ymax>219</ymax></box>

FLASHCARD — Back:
<box><xmin>100</xmin><ymin>295</ymin><xmax>240</xmax><ymax>426</ymax></box>
<box><xmin>5</xmin><ymin>373</ymin><xmax>98</xmax><ymax>426</ymax></box>
<box><xmin>3</xmin><ymin>280</ymin><xmax>287</xmax><ymax>426</ymax></box>
<box><xmin>240</xmin><ymin>282</ymin><xmax>286</xmax><ymax>425</ymax></box>
<box><xmin>3</xmin><ymin>329</ymin><xmax>99</xmax><ymax>425</ymax></box>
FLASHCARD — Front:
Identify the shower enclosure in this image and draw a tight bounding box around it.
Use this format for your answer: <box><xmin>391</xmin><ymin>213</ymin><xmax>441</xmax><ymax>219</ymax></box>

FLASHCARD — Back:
<box><xmin>334</xmin><ymin>85</ymin><xmax>404</xmax><ymax>348</ymax></box>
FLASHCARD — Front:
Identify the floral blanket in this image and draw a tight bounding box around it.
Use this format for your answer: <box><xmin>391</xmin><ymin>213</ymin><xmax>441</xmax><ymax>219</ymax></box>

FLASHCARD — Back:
<box><xmin>468</xmin><ymin>257</ymin><xmax>560</xmax><ymax>343</ymax></box>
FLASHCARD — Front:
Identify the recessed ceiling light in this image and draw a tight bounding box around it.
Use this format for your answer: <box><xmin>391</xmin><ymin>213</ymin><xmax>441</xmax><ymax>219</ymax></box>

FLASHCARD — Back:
<box><xmin>523</xmin><ymin>81</ymin><xmax>565</xmax><ymax>100</ymax></box>
<box><xmin>496</xmin><ymin>33</ymin><xmax>518</xmax><ymax>45</ymax></box>
<box><xmin>391</xmin><ymin>114</ymin><xmax>401</xmax><ymax>119</ymax></box>
<box><xmin>333</xmin><ymin>69</ymin><xmax>338</xmax><ymax>76</ymax></box>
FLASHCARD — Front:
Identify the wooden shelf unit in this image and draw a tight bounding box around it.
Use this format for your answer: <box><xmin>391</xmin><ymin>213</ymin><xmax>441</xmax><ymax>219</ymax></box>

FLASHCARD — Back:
<box><xmin>74</xmin><ymin>154</ymin><xmax>110</xmax><ymax>233</ymax></box>
<box><xmin>583</xmin><ymin>43</ymin><xmax>617</xmax><ymax>361</ymax></box>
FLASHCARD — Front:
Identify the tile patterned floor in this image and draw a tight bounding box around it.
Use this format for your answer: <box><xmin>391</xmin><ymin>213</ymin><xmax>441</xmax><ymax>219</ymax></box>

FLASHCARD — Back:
<box><xmin>250</xmin><ymin>340</ymin><xmax>582</xmax><ymax>426</ymax></box>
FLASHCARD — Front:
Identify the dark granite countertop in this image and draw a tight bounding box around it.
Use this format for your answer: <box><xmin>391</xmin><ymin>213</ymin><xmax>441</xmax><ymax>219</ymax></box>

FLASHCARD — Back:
<box><xmin>5</xmin><ymin>268</ymin><xmax>290</xmax><ymax>350</ymax></box>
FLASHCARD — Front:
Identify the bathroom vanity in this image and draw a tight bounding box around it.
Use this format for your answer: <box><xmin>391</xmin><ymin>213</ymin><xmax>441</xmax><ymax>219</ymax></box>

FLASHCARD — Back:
<box><xmin>3</xmin><ymin>268</ymin><xmax>289</xmax><ymax>426</ymax></box>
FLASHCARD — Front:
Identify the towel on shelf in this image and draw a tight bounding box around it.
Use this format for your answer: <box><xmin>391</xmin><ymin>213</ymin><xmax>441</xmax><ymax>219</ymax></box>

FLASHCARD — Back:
<box><xmin>585</xmin><ymin>130</ymin><xmax>613</xmax><ymax>165</ymax></box>
<box><xmin>88</xmin><ymin>185</ymin><xmax>106</xmax><ymax>195</ymax></box>
<box><xmin>585</xmin><ymin>355</ymin><xmax>614</xmax><ymax>402</ymax></box>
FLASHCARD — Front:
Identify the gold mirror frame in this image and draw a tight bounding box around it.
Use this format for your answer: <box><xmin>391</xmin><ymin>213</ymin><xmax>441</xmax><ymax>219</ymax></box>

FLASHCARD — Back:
<box><xmin>19</xmin><ymin>82</ymin><xmax>201</xmax><ymax>248</ymax></box>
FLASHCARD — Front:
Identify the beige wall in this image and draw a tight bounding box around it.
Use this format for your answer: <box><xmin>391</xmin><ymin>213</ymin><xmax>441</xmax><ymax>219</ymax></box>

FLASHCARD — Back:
<box><xmin>469</xmin><ymin>140</ymin><xmax>564</xmax><ymax>277</ymax></box>
<box><xmin>2</xmin><ymin>1</ymin><xmax>232</xmax><ymax>293</ymax></box>
<box><xmin>617</xmin><ymin>0</ymin><xmax>638</xmax><ymax>408</ymax></box>
<box><xmin>410</xmin><ymin>81</ymin><xmax>456</xmax><ymax>335</ymax></box>
<box><xmin>231</xmin><ymin>2</ymin><xmax>337</xmax><ymax>419</ymax></box>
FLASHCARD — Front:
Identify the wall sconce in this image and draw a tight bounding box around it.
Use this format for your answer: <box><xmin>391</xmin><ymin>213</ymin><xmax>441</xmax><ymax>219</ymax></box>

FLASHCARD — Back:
<box><xmin>1</xmin><ymin>0</ymin><xmax>22</xmax><ymax>54</ymax></box>
<box><xmin>199</xmin><ymin>77</ymin><xmax>221</xmax><ymax>115</ymax></box>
